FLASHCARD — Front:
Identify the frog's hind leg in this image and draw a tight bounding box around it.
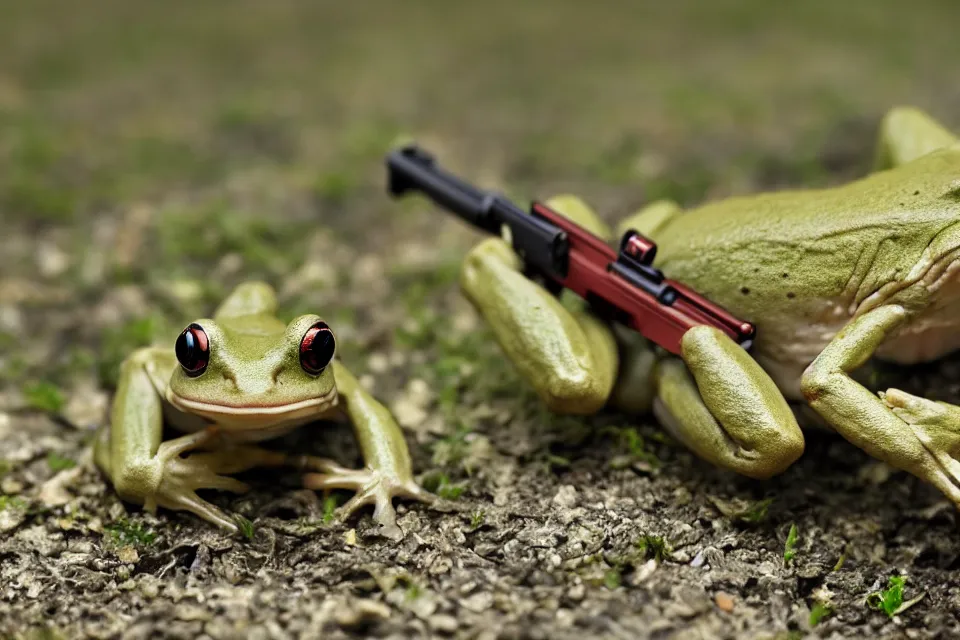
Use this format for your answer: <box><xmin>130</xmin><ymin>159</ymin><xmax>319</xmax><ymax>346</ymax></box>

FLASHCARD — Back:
<box><xmin>213</xmin><ymin>281</ymin><xmax>278</xmax><ymax>320</ymax></box>
<box><xmin>654</xmin><ymin>326</ymin><xmax>805</xmax><ymax>478</ymax></box>
<box><xmin>614</xmin><ymin>199</ymin><xmax>683</xmax><ymax>240</ymax></box>
<box><xmin>874</xmin><ymin>106</ymin><xmax>957</xmax><ymax>170</ymax></box>
<box><xmin>460</xmin><ymin>195</ymin><xmax>619</xmax><ymax>413</ymax></box>
<box><xmin>802</xmin><ymin>305</ymin><xmax>960</xmax><ymax>506</ymax></box>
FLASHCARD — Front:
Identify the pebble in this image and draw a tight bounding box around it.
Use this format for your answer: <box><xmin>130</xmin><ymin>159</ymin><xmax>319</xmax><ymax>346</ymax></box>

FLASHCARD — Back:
<box><xmin>715</xmin><ymin>591</ymin><xmax>735</xmax><ymax>613</ymax></box>
<box><xmin>407</xmin><ymin>378</ymin><xmax>432</xmax><ymax>406</ymax></box>
<box><xmin>428</xmin><ymin>614</ymin><xmax>458</xmax><ymax>633</ymax></box>
<box><xmin>359</xmin><ymin>374</ymin><xmax>376</xmax><ymax>392</ymax></box>
<box><xmin>552</xmin><ymin>485</ymin><xmax>579</xmax><ymax>509</ymax></box>
<box><xmin>367</xmin><ymin>353</ymin><xmax>390</xmax><ymax>373</ymax></box>
<box><xmin>116</xmin><ymin>545</ymin><xmax>139</xmax><ymax>564</ymax></box>
<box><xmin>461</xmin><ymin>591</ymin><xmax>494</xmax><ymax>613</ymax></box>
<box><xmin>335</xmin><ymin>599</ymin><xmax>391</xmax><ymax>628</ymax></box>
<box><xmin>392</xmin><ymin>398</ymin><xmax>428</xmax><ymax>429</ymax></box>
<box><xmin>555</xmin><ymin>608</ymin><xmax>575</xmax><ymax>628</ymax></box>
<box><xmin>0</xmin><ymin>304</ymin><xmax>23</xmax><ymax>333</ymax></box>
<box><xmin>37</xmin><ymin>242</ymin><xmax>70</xmax><ymax>278</ymax></box>
<box><xmin>566</xmin><ymin>584</ymin><xmax>585</xmax><ymax>601</ymax></box>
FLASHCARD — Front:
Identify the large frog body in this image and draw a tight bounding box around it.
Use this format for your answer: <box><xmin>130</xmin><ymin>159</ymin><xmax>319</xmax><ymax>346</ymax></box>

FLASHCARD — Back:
<box><xmin>655</xmin><ymin>144</ymin><xmax>960</xmax><ymax>399</ymax></box>
<box><xmin>94</xmin><ymin>282</ymin><xmax>430</xmax><ymax>536</ymax></box>
<box><xmin>460</xmin><ymin>106</ymin><xmax>960</xmax><ymax>508</ymax></box>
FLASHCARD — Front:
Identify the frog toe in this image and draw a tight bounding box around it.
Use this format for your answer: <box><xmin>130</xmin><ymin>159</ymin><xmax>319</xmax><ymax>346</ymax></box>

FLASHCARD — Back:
<box><xmin>880</xmin><ymin>387</ymin><xmax>960</xmax><ymax>504</ymax></box>
<box><xmin>159</xmin><ymin>491</ymin><xmax>241</xmax><ymax>533</ymax></box>
<box><xmin>880</xmin><ymin>388</ymin><xmax>949</xmax><ymax>425</ymax></box>
<box><xmin>303</xmin><ymin>467</ymin><xmax>433</xmax><ymax>539</ymax></box>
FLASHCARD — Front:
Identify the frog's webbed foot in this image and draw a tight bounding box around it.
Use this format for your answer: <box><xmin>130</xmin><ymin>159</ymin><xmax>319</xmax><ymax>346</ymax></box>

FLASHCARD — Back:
<box><xmin>880</xmin><ymin>388</ymin><xmax>960</xmax><ymax>491</ymax></box>
<box><xmin>802</xmin><ymin>306</ymin><xmax>960</xmax><ymax>506</ymax></box>
<box><xmin>302</xmin><ymin>458</ymin><xmax>435</xmax><ymax>540</ymax></box>
<box><xmin>143</xmin><ymin>429</ymin><xmax>254</xmax><ymax>532</ymax></box>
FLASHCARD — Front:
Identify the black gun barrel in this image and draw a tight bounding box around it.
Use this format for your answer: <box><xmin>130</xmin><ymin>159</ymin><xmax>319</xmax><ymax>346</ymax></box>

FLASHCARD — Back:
<box><xmin>385</xmin><ymin>144</ymin><xmax>569</xmax><ymax>278</ymax></box>
<box><xmin>386</xmin><ymin>146</ymin><xmax>501</xmax><ymax>234</ymax></box>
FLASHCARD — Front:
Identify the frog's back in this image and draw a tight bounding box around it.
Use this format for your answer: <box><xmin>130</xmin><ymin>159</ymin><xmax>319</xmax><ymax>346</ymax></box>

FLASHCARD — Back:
<box><xmin>653</xmin><ymin>146</ymin><xmax>960</xmax><ymax>396</ymax></box>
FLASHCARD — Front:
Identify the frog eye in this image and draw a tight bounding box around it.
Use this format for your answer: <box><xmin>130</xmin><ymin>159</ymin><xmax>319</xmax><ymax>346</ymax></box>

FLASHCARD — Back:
<box><xmin>299</xmin><ymin>321</ymin><xmax>336</xmax><ymax>375</ymax></box>
<box><xmin>175</xmin><ymin>323</ymin><xmax>209</xmax><ymax>377</ymax></box>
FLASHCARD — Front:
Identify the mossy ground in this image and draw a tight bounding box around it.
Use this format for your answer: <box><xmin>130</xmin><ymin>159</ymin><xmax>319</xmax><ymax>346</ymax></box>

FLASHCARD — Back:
<box><xmin>2</xmin><ymin>1</ymin><xmax>960</xmax><ymax>638</ymax></box>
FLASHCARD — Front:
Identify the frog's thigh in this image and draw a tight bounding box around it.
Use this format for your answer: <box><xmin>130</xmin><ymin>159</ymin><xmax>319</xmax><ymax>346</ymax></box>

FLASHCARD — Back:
<box><xmin>614</xmin><ymin>199</ymin><xmax>683</xmax><ymax>239</ymax></box>
<box><xmin>801</xmin><ymin>305</ymin><xmax>960</xmax><ymax>505</ymax></box>
<box><xmin>461</xmin><ymin>237</ymin><xmax>618</xmax><ymax>414</ymax></box>
<box><xmin>874</xmin><ymin>106</ymin><xmax>958</xmax><ymax>170</ymax></box>
<box><xmin>654</xmin><ymin>326</ymin><xmax>804</xmax><ymax>478</ymax></box>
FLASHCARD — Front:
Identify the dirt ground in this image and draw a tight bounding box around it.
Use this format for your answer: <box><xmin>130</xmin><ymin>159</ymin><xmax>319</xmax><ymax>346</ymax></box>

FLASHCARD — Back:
<box><xmin>2</xmin><ymin>1</ymin><xmax>960</xmax><ymax>638</ymax></box>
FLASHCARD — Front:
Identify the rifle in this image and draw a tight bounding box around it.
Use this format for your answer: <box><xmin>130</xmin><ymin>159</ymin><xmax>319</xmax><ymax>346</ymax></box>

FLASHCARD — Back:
<box><xmin>384</xmin><ymin>145</ymin><xmax>755</xmax><ymax>356</ymax></box>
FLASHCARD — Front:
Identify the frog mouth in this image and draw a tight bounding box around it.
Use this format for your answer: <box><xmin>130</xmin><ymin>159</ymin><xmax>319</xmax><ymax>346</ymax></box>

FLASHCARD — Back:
<box><xmin>166</xmin><ymin>386</ymin><xmax>339</xmax><ymax>422</ymax></box>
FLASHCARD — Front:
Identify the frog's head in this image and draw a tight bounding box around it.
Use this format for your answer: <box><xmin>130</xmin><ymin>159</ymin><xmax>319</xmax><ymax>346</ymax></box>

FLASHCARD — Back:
<box><xmin>166</xmin><ymin>314</ymin><xmax>338</xmax><ymax>428</ymax></box>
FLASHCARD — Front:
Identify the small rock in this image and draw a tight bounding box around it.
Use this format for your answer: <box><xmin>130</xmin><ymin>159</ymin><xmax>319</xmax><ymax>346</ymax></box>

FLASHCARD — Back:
<box><xmin>367</xmin><ymin>353</ymin><xmax>390</xmax><ymax>373</ymax></box>
<box><xmin>359</xmin><ymin>374</ymin><xmax>376</xmax><ymax>392</ymax></box>
<box><xmin>690</xmin><ymin>550</ymin><xmax>706</xmax><ymax>568</ymax></box>
<box><xmin>461</xmin><ymin>591</ymin><xmax>494</xmax><ymax>613</ymax></box>
<box><xmin>335</xmin><ymin>599</ymin><xmax>391</xmax><ymax>629</ymax></box>
<box><xmin>116</xmin><ymin>545</ymin><xmax>139</xmax><ymax>564</ymax></box>
<box><xmin>343</xmin><ymin>529</ymin><xmax>357</xmax><ymax>546</ymax></box>
<box><xmin>628</xmin><ymin>559</ymin><xmax>659</xmax><ymax>586</ymax></box>
<box><xmin>37</xmin><ymin>242</ymin><xmax>70</xmax><ymax>278</ymax></box>
<box><xmin>39</xmin><ymin>465</ymin><xmax>84</xmax><ymax>506</ymax></box>
<box><xmin>407</xmin><ymin>378</ymin><xmax>432</xmax><ymax>407</ymax></box>
<box><xmin>392</xmin><ymin>398</ymin><xmax>428</xmax><ymax>429</ymax></box>
<box><xmin>428</xmin><ymin>614</ymin><xmax>458</xmax><ymax>634</ymax></box>
<box><xmin>552</xmin><ymin>485</ymin><xmax>579</xmax><ymax>509</ymax></box>
<box><xmin>0</xmin><ymin>304</ymin><xmax>23</xmax><ymax>333</ymax></box>
<box><xmin>715</xmin><ymin>591</ymin><xmax>735</xmax><ymax>613</ymax></box>
<box><xmin>176</xmin><ymin>605</ymin><xmax>212</xmax><ymax>622</ymax></box>
<box><xmin>63</xmin><ymin>385</ymin><xmax>108</xmax><ymax>429</ymax></box>
<box><xmin>555</xmin><ymin>608</ymin><xmax>575</xmax><ymax>628</ymax></box>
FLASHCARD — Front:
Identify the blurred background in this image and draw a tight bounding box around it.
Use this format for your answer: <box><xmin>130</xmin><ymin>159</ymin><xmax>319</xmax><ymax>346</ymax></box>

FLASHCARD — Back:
<box><xmin>3</xmin><ymin>0</ymin><xmax>958</xmax><ymax>390</ymax></box>
<box><xmin>2</xmin><ymin>1</ymin><xmax>960</xmax><ymax>636</ymax></box>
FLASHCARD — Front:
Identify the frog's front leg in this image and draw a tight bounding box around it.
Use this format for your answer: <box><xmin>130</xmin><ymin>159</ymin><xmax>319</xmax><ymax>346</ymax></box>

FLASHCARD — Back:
<box><xmin>801</xmin><ymin>305</ymin><xmax>960</xmax><ymax>505</ymax></box>
<box><xmin>302</xmin><ymin>362</ymin><xmax>432</xmax><ymax>540</ymax></box>
<box><xmin>459</xmin><ymin>195</ymin><xmax>619</xmax><ymax>413</ymax></box>
<box><xmin>654</xmin><ymin>326</ymin><xmax>805</xmax><ymax>478</ymax></box>
<box><xmin>95</xmin><ymin>349</ymin><xmax>273</xmax><ymax>532</ymax></box>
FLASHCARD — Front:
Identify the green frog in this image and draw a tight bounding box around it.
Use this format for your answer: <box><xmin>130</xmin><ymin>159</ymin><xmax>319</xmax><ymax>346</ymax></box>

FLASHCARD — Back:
<box><xmin>460</xmin><ymin>106</ymin><xmax>960</xmax><ymax>506</ymax></box>
<box><xmin>94</xmin><ymin>282</ymin><xmax>432</xmax><ymax>538</ymax></box>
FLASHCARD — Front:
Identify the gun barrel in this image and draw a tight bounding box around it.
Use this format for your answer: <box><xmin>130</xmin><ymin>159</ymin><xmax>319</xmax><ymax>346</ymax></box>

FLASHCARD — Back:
<box><xmin>386</xmin><ymin>144</ymin><xmax>570</xmax><ymax>279</ymax></box>
<box><xmin>386</xmin><ymin>145</ymin><xmax>500</xmax><ymax>234</ymax></box>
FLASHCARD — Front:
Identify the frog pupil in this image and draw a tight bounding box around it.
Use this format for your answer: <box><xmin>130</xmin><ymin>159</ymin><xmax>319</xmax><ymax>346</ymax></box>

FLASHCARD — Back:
<box><xmin>300</xmin><ymin>322</ymin><xmax>335</xmax><ymax>374</ymax></box>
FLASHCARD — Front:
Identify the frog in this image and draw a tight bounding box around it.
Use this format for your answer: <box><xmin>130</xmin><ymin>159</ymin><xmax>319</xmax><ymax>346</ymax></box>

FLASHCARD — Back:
<box><xmin>459</xmin><ymin>105</ymin><xmax>960</xmax><ymax>507</ymax></box>
<box><xmin>93</xmin><ymin>281</ymin><xmax>432</xmax><ymax>538</ymax></box>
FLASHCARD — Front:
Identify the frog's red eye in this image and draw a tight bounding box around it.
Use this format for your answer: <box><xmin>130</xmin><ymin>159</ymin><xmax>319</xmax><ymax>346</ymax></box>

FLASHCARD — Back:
<box><xmin>300</xmin><ymin>321</ymin><xmax>336</xmax><ymax>375</ymax></box>
<box><xmin>175</xmin><ymin>323</ymin><xmax>209</xmax><ymax>377</ymax></box>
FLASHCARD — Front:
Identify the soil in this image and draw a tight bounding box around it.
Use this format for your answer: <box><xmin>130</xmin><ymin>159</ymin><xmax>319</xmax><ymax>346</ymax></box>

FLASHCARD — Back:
<box><xmin>2</xmin><ymin>1</ymin><xmax>960</xmax><ymax>638</ymax></box>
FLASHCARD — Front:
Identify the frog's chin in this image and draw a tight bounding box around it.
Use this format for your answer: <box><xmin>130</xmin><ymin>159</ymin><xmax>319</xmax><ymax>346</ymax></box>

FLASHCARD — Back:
<box><xmin>165</xmin><ymin>387</ymin><xmax>339</xmax><ymax>430</ymax></box>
